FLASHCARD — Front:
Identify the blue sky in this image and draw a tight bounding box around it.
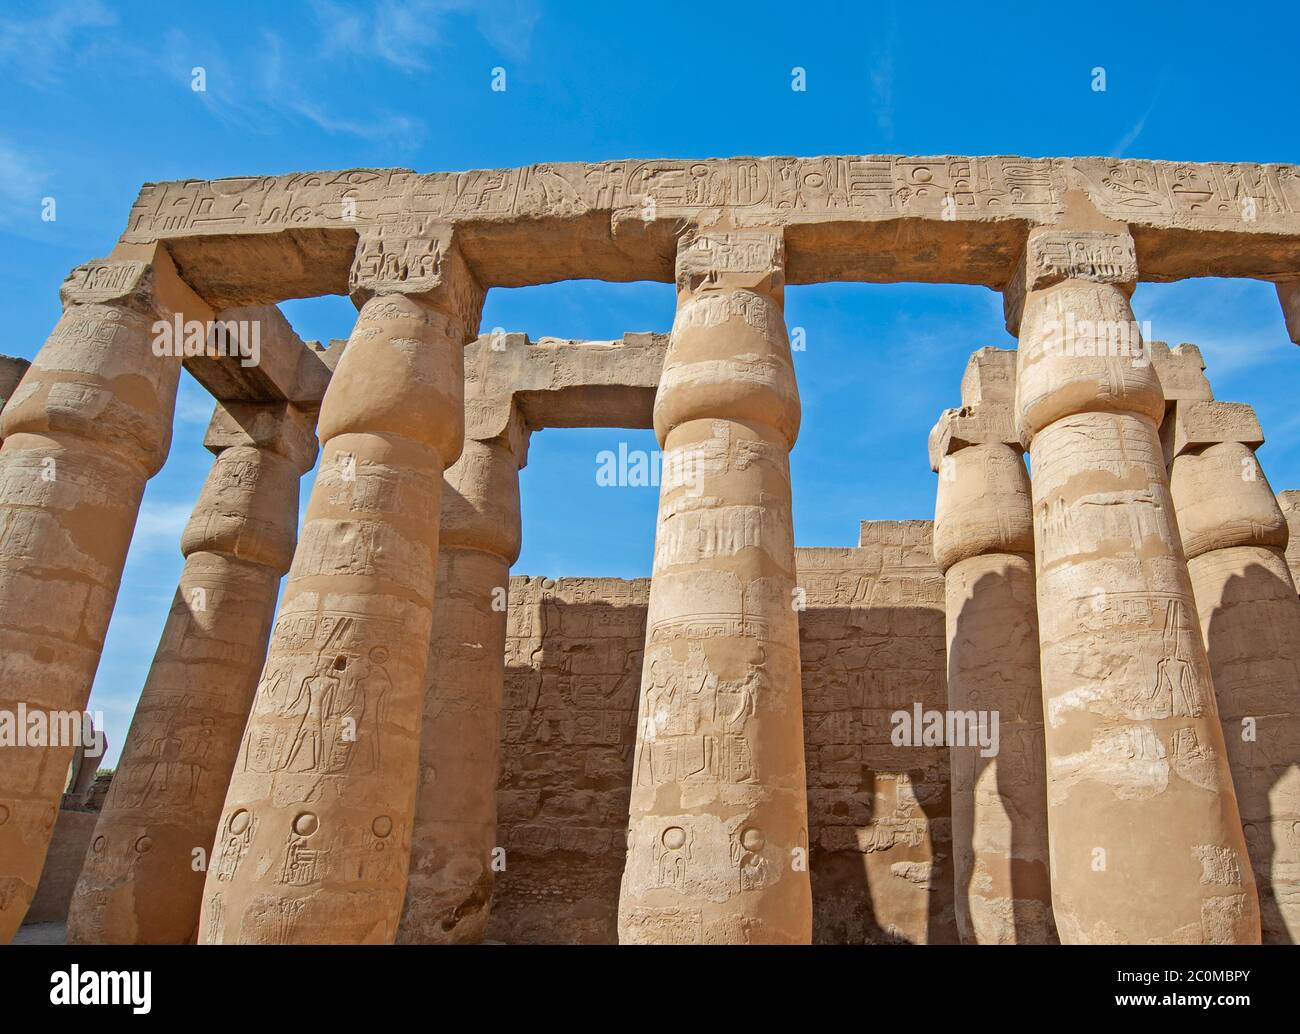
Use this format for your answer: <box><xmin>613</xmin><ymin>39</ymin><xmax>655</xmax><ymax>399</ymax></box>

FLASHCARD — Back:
<box><xmin>1</xmin><ymin>0</ymin><xmax>1297</xmax><ymax>765</ymax></box>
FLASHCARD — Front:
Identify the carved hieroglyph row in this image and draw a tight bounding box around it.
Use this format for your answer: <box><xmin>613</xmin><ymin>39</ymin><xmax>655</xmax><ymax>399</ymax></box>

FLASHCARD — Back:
<box><xmin>115</xmin><ymin>157</ymin><xmax>1300</xmax><ymax>305</ymax></box>
<box><xmin>490</xmin><ymin>522</ymin><xmax>955</xmax><ymax>945</ymax></box>
<box><xmin>123</xmin><ymin>158</ymin><xmax>1300</xmax><ymax>240</ymax></box>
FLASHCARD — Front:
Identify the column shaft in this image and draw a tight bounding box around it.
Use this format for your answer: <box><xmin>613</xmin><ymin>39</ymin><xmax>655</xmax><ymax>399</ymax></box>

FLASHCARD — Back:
<box><xmin>67</xmin><ymin>402</ymin><xmax>315</xmax><ymax>943</ymax></box>
<box><xmin>933</xmin><ymin>419</ymin><xmax>1056</xmax><ymax>943</ymax></box>
<box><xmin>0</xmin><ymin>257</ymin><xmax>184</xmax><ymax>941</ymax></box>
<box><xmin>398</xmin><ymin>435</ymin><xmax>523</xmax><ymax>942</ymax></box>
<box><xmin>200</xmin><ymin>248</ymin><xmax>479</xmax><ymax>942</ymax></box>
<box><xmin>1013</xmin><ymin>229</ymin><xmax>1259</xmax><ymax>943</ymax></box>
<box><xmin>618</xmin><ymin>230</ymin><xmax>811</xmax><ymax>944</ymax></box>
<box><xmin>1169</xmin><ymin>430</ymin><xmax>1300</xmax><ymax>942</ymax></box>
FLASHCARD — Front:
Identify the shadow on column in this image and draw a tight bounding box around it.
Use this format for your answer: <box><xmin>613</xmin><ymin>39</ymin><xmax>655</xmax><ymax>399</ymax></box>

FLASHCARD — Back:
<box><xmin>1204</xmin><ymin>561</ymin><xmax>1300</xmax><ymax>945</ymax></box>
<box><xmin>947</xmin><ymin>567</ymin><xmax>1057</xmax><ymax>944</ymax></box>
<box><xmin>476</xmin><ymin>593</ymin><xmax>957</xmax><ymax>944</ymax></box>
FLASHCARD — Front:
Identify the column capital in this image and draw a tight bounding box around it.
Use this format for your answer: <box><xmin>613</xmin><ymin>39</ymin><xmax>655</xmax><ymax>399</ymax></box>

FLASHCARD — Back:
<box><xmin>1003</xmin><ymin>227</ymin><xmax>1137</xmax><ymax>335</ymax></box>
<box><xmin>928</xmin><ymin>348</ymin><xmax>1020</xmax><ymax>472</ymax></box>
<box><xmin>674</xmin><ymin>226</ymin><xmax>785</xmax><ymax>297</ymax></box>
<box><xmin>203</xmin><ymin>400</ymin><xmax>320</xmax><ymax>474</ymax></box>
<box><xmin>1151</xmin><ymin>341</ymin><xmax>1213</xmax><ymax>403</ymax></box>
<box><xmin>1161</xmin><ymin>399</ymin><xmax>1263</xmax><ymax>465</ymax></box>
<box><xmin>61</xmin><ymin>242</ymin><xmax>214</xmax><ymax>323</ymax></box>
<box><xmin>347</xmin><ymin>223</ymin><xmax>484</xmax><ymax>340</ymax></box>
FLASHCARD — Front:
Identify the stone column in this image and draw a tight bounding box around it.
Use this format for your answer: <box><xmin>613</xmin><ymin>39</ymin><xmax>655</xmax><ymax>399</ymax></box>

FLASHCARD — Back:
<box><xmin>67</xmin><ymin>400</ymin><xmax>317</xmax><ymax>944</ymax></box>
<box><xmin>0</xmin><ymin>249</ymin><xmax>190</xmax><ymax>941</ymax></box>
<box><xmin>397</xmin><ymin>404</ymin><xmax>527</xmax><ymax>943</ymax></box>
<box><xmin>1009</xmin><ymin>222</ymin><xmax>1259</xmax><ymax>943</ymax></box>
<box><xmin>1281</xmin><ymin>491</ymin><xmax>1300</xmax><ymax>593</ymax></box>
<box><xmin>618</xmin><ymin>229</ymin><xmax>811</xmax><ymax>944</ymax></box>
<box><xmin>1165</xmin><ymin>398</ymin><xmax>1300</xmax><ymax>942</ymax></box>
<box><xmin>930</xmin><ymin>348</ymin><xmax>1056</xmax><ymax>944</ymax></box>
<box><xmin>198</xmin><ymin>228</ymin><xmax>483</xmax><ymax>944</ymax></box>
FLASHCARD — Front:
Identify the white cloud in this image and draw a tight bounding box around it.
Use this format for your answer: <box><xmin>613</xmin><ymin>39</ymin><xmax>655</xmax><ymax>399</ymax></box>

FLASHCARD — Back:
<box><xmin>312</xmin><ymin>0</ymin><xmax>541</xmax><ymax>67</ymax></box>
<box><xmin>128</xmin><ymin>500</ymin><xmax>193</xmax><ymax>555</ymax></box>
<box><xmin>0</xmin><ymin>0</ymin><xmax>117</xmax><ymax>87</ymax></box>
<box><xmin>0</xmin><ymin>137</ymin><xmax>48</xmax><ymax>228</ymax></box>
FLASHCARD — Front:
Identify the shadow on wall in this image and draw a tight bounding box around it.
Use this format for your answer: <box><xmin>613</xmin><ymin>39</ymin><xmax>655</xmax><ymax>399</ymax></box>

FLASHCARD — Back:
<box><xmin>485</xmin><ymin>581</ymin><xmax>957</xmax><ymax>945</ymax></box>
<box><xmin>1203</xmin><ymin>560</ymin><xmax>1300</xmax><ymax>945</ymax></box>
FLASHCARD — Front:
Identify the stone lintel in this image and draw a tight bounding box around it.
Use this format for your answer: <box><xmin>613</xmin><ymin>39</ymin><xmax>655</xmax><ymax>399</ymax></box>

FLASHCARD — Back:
<box><xmin>1278</xmin><ymin>279</ymin><xmax>1300</xmax><ymax>345</ymax></box>
<box><xmin>1161</xmin><ymin>399</ymin><xmax>1263</xmax><ymax>465</ymax></box>
<box><xmin>1151</xmin><ymin>341</ymin><xmax>1214</xmax><ymax>404</ymax></box>
<box><xmin>203</xmin><ymin>399</ymin><xmax>319</xmax><ymax>473</ymax></box>
<box><xmin>465</xmin><ymin>331</ymin><xmax>667</xmax><ymax>451</ymax></box>
<box><xmin>183</xmin><ymin>304</ymin><xmax>333</xmax><ymax>406</ymax></box>
<box><xmin>118</xmin><ymin>157</ymin><xmax>1300</xmax><ymax>309</ymax></box>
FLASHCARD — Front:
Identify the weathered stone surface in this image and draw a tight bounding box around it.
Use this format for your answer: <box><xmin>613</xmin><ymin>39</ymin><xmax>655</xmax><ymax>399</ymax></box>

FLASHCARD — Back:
<box><xmin>1167</xmin><ymin>396</ymin><xmax>1300</xmax><ymax>943</ymax></box>
<box><xmin>0</xmin><ymin>244</ymin><xmax>195</xmax><ymax>941</ymax></box>
<box><xmin>0</xmin><ymin>354</ymin><xmax>30</xmax><ymax>415</ymax></box>
<box><xmin>10</xmin><ymin>150</ymin><xmax>1300</xmax><ymax>947</ymax></box>
<box><xmin>199</xmin><ymin>233</ymin><xmax>481</xmax><ymax>944</ymax></box>
<box><xmin>25</xmin><ymin>810</ymin><xmax>98</xmax><ymax>925</ymax></box>
<box><xmin>1014</xmin><ymin>225</ymin><xmax>1260</xmax><ymax>944</ymax></box>
<box><xmin>619</xmin><ymin>229</ymin><xmax>812</xmax><ymax>944</ymax></box>
<box><xmin>1151</xmin><ymin>342</ymin><xmax>1213</xmax><ymax>405</ymax></box>
<box><xmin>399</xmin><ymin>332</ymin><xmax>663</xmax><ymax>943</ymax></box>
<box><xmin>119</xmin><ymin>158</ymin><xmax>1300</xmax><ymax>308</ymax></box>
<box><xmin>932</xmin><ymin>349</ymin><xmax>1055</xmax><ymax>944</ymax></box>
<box><xmin>67</xmin><ymin>402</ymin><xmax>317</xmax><ymax>944</ymax></box>
<box><xmin>1281</xmin><ymin>491</ymin><xmax>1300</xmax><ymax>590</ymax></box>
<box><xmin>488</xmin><ymin>523</ymin><xmax>956</xmax><ymax>945</ymax></box>
<box><xmin>1277</xmin><ymin>280</ymin><xmax>1300</xmax><ymax>345</ymax></box>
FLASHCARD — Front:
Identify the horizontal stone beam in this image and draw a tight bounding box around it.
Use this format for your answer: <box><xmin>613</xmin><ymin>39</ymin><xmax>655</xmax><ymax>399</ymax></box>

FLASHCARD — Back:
<box><xmin>183</xmin><ymin>304</ymin><xmax>339</xmax><ymax>407</ymax></box>
<box><xmin>465</xmin><ymin>331</ymin><xmax>666</xmax><ymax>448</ymax></box>
<box><xmin>118</xmin><ymin>156</ymin><xmax>1300</xmax><ymax>307</ymax></box>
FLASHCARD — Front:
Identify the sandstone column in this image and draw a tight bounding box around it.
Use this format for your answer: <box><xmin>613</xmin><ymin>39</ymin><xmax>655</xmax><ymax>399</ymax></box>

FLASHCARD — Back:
<box><xmin>67</xmin><ymin>400</ymin><xmax>317</xmax><ymax>944</ymax></box>
<box><xmin>1281</xmin><ymin>491</ymin><xmax>1300</xmax><ymax>593</ymax></box>
<box><xmin>1165</xmin><ymin>397</ymin><xmax>1300</xmax><ymax>942</ymax></box>
<box><xmin>0</xmin><ymin>249</ymin><xmax>191</xmax><ymax>941</ymax></box>
<box><xmin>199</xmin><ymin>227</ymin><xmax>483</xmax><ymax>944</ymax></box>
<box><xmin>397</xmin><ymin>407</ymin><xmax>527</xmax><ymax>943</ymax></box>
<box><xmin>1009</xmin><ymin>222</ymin><xmax>1259</xmax><ymax>943</ymax></box>
<box><xmin>618</xmin><ymin>229</ymin><xmax>811</xmax><ymax>944</ymax></box>
<box><xmin>930</xmin><ymin>348</ymin><xmax>1056</xmax><ymax>944</ymax></box>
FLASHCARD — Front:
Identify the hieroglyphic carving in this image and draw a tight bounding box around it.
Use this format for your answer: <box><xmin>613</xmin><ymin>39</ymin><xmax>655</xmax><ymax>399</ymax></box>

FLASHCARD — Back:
<box><xmin>488</xmin><ymin>525</ymin><xmax>956</xmax><ymax>945</ymax></box>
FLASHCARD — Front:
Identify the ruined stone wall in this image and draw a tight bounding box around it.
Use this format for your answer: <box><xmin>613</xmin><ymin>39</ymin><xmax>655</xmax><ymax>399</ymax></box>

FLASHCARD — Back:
<box><xmin>486</xmin><ymin>520</ymin><xmax>954</xmax><ymax>944</ymax></box>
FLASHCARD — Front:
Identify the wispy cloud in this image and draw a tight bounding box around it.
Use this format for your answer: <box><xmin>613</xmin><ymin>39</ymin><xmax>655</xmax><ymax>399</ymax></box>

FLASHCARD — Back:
<box><xmin>0</xmin><ymin>2</ymin><xmax>533</xmax><ymax>148</ymax></box>
<box><xmin>1110</xmin><ymin>100</ymin><xmax>1155</xmax><ymax>158</ymax></box>
<box><xmin>128</xmin><ymin>501</ymin><xmax>193</xmax><ymax>555</ymax></box>
<box><xmin>868</xmin><ymin>11</ymin><xmax>898</xmax><ymax>141</ymax></box>
<box><xmin>0</xmin><ymin>0</ymin><xmax>117</xmax><ymax>87</ymax></box>
<box><xmin>311</xmin><ymin>0</ymin><xmax>541</xmax><ymax>67</ymax></box>
<box><xmin>0</xmin><ymin>137</ymin><xmax>49</xmax><ymax>228</ymax></box>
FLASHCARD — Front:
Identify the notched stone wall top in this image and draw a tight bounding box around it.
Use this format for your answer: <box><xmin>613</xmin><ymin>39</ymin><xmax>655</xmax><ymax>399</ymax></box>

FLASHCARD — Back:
<box><xmin>117</xmin><ymin>157</ymin><xmax>1300</xmax><ymax>306</ymax></box>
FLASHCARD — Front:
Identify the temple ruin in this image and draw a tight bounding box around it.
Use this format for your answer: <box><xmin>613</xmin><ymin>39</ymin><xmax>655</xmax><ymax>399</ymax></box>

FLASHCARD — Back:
<box><xmin>2</xmin><ymin>154</ymin><xmax>1300</xmax><ymax>944</ymax></box>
